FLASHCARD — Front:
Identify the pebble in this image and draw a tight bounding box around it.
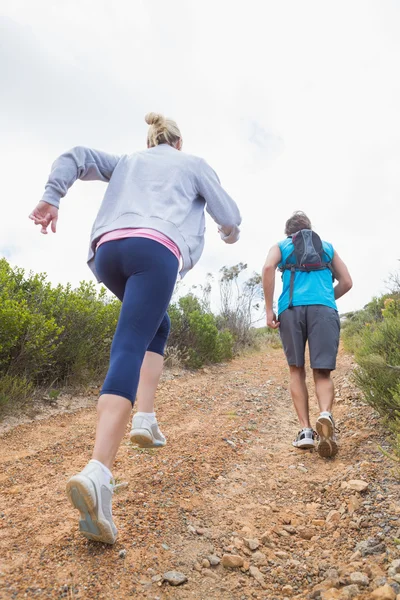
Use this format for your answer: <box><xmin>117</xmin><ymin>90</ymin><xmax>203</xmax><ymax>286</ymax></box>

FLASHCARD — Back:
<box><xmin>298</xmin><ymin>528</ymin><xmax>314</xmax><ymax>540</ymax></box>
<box><xmin>202</xmin><ymin>568</ymin><xmax>218</xmax><ymax>580</ymax></box>
<box><xmin>282</xmin><ymin>525</ymin><xmax>296</xmax><ymax>535</ymax></box>
<box><xmin>201</xmin><ymin>559</ymin><xmax>210</xmax><ymax>568</ymax></box>
<box><xmin>222</xmin><ymin>554</ymin><xmax>244</xmax><ymax>568</ymax></box>
<box><xmin>163</xmin><ymin>571</ymin><xmax>188</xmax><ymax>586</ymax></box>
<box><xmin>371</xmin><ymin>585</ymin><xmax>396</xmax><ymax>600</ymax></box>
<box><xmin>252</xmin><ymin>551</ymin><xmax>267</xmax><ymax>566</ymax></box>
<box><xmin>356</xmin><ymin>538</ymin><xmax>386</xmax><ymax>556</ymax></box>
<box><xmin>341</xmin><ymin>585</ymin><xmax>360</xmax><ymax>599</ymax></box>
<box><xmin>244</xmin><ymin>538</ymin><xmax>260</xmax><ymax>550</ymax></box>
<box><xmin>249</xmin><ymin>566</ymin><xmax>267</xmax><ymax>589</ymax></box>
<box><xmin>282</xmin><ymin>584</ymin><xmax>293</xmax><ymax>595</ymax></box>
<box><xmin>207</xmin><ymin>555</ymin><xmax>221</xmax><ymax>566</ymax></box>
<box><xmin>326</xmin><ymin>510</ymin><xmax>341</xmax><ymax>523</ymax></box>
<box><xmin>349</xmin><ymin>571</ymin><xmax>369</xmax><ymax>587</ymax></box>
<box><xmin>347</xmin><ymin>480</ymin><xmax>369</xmax><ymax>492</ymax></box>
<box><xmin>389</xmin><ymin>560</ymin><xmax>400</xmax><ymax>578</ymax></box>
<box><xmin>118</xmin><ymin>549</ymin><xmax>127</xmax><ymax>559</ymax></box>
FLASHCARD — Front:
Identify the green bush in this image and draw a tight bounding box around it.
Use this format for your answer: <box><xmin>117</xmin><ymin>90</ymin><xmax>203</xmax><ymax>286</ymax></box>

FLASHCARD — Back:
<box><xmin>0</xmin><ymin>258</ymin><xmax>120</xmax><ymax>388</ymax></box>
<box><xmin>343</xmin><ymin>294</ymin><xmax>400</xmax><ymax>458</ymax></box>
<box><xmin>168</xmin><ymin>294</ymin><xmax>234</xmax><ymax>368</ymax></box>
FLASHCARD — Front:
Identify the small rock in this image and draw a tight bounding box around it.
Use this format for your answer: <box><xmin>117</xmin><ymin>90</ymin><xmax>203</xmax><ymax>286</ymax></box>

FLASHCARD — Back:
<box><xmin>202</xmin><ymin>559</ymin><xmax>210</xmax><ymax>568</ymax></box>
<box><xmin>374</xmin><ymin>577</ymin><xmax>388</xmax><ymax>588</ymax></box>
<box><xmin>163</xmin><ymin>571</ymin><xmax>188</xmax><ymax>586</ymax></box>
<box><xmin>326</xmin><ymin>510</ymin><xmax>341</xmax><ymax>524</ymax></box>
<box><xmin>249</xmin><ymin>566</ymin><xmax>267</xmax><ymax>589</ymax></box>
<box><xmin>389</xmin><ymin>560</ymin><xmax>400</xmax><ymax>578</ymax></box>
<box><xmin>349</xmin><ymin>572</ymin><xmax>369</xmax><ymax>587</ymax></box>
<box><xmin>252</xmin><ymin>551</ymin><xmax>267</xmax><ymax>566</ymax></box>
<box><xmin>312</xmin><ymin>519</ymin><xmax>325</xmax><ymax>527</ymax></box>
<box><xmin>242</xmin><ymin>560</ymin><xmax>250</xmax><ymax>572</ymax></box>
<box><xmin>282</xmin><ymin>584</ymin><xmax>293</xmax><ymax>595</ymax></box>
<box><xmin>196</xmin><ymin>528</ymin><xmax>206</xmax><ymax>535</ymax></box>
<box><xmin>119</xmin><ymin>549</ymin><xmax>127</xmax><ymax>559</ymax></box>
<box><xmin>350</xmin><ymin>550</ymin><xmax>362</xmax><ymax>561</ymax></box>
<box><xmin>207</xmin><ymin>555</ymin><xmax>221</xmax><ymax>566</ymax></box>
<box><xmin>244</xmin><ymin>538</ymin><xmax>260</xmax><ymax>550</ymax></box>
<box><xmin>275</xmin><ymin>551</ymin><xmax>289</xmax><ymax>559</ymax></box>
<box><xmin>347</xmin><ymin>495</ymin><xmax>361</xmax><ymax>516</ymax></box>
<box><xmin>222</xmin><ymin>554</ymin><xmax>244</xmax><ymax>568</ymax></box>
<box><xmin>298</xmin><ymin>528</ymin><xmax>314</xmax><ymax>540</ymax></box>
<box><xmin>202</xmin><ymin>569</ymin><xmax>218</xmax><ymax>580</ymax></box>
<box><xmin>282</xmin><ymin>525</ymin><xmax>297</xmax><ymax>535</ymax></box>
<box><xmin>341</xmin><ymin>585</ymin><xmax>360</xmax><ymax>599</ymax></box>
<box><xmin>347</xmin><ymin>480</ymin><xmax>369</xmax><ymax>492</ymax></box>
<box><xmin>371</xmin><ymin>585</ymin><xmax>396</xmax><ymax>600</ymax></box>
<box><xmin>356</xmin><ymin>538</ymin><xmax>386</xmax><ymax>557</ymax></box>
<box><xmin>151</xmin><ymin>575</ymin><xmax>162</xmax><ymax>583</ymax></box>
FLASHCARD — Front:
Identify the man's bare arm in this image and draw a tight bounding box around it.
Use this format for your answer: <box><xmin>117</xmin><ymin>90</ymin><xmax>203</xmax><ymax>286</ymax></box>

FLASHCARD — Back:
<box><xmin>262</xmin><ymin>244</ymin><xmax>282</xmax><ymax>328</ymax></box>
<box><xmin>332</xmin><ymin>251</ymin><xmax>353</xmax><ymax>300</ymax></box>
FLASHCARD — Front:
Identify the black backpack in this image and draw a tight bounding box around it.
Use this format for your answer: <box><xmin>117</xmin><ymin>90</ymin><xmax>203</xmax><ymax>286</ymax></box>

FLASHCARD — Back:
<box><xmin>279</xmin><ymin>229</ymin><xmax>334</xmax><ymax>309</ymax></box>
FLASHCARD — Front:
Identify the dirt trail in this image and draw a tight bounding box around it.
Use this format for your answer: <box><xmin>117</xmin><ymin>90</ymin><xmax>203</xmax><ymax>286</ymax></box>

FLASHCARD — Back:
<box><xmin>1</xmin><ymin>348</ymin><xmax>399</xmax><ymax>600</ymax></box>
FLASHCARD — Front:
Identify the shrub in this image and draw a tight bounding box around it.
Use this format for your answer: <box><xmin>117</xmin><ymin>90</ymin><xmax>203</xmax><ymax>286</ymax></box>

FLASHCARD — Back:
<box><xmin>0</xmin><ymin>374</ymin><xmax>34</xmax><ymax>415</ymax></box>
<box><xmin>344</xmin><ymin>294</ymin><xmax>400</xmax><ymax>458</ymax></box>
<box><xmin>168</xmin><ymin>294</ymin><xmax>234</xmax><ymax>368</ymax></box>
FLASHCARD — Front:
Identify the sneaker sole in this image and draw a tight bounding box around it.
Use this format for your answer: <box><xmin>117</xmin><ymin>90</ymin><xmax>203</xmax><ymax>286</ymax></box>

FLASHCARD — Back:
<box><xmin>66</xmin><ymin>476</ymin><xmax>117</xmax><ymax>544</ymax></box>
<box><xmin>129</xmin><ymin>428</ymin><xmax>166</xmax><ymax>448</ymax></box>
<box><xmin>316</xmin><ymin>417</ymin><xmax>338</xmax><ymax>458</ymax></box>
<box><xmin>292</xmin><ymin>439</ymin><xmax>315</xmax><ymax>449</ymax></box>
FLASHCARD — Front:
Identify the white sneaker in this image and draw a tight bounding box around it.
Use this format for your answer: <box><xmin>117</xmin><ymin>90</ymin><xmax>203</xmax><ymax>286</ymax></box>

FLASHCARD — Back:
<box><xmin>130</xmin><ymin>414</ymin><xmax>166</xmax><ymax>448</ymax></box>
<box><xmin>66</xmin><ymin>462</ymin><xmax>119</xmax><ymax>544</ymax></box>
<box><xmin>292</xmin><ymin>427</ymin><xmax>316</xmax><ymax>449</ymax></box>
<box><xmin>316</xmin><ymin>412</ymin><xmax>338</xmax><ymax>458</ymax></box>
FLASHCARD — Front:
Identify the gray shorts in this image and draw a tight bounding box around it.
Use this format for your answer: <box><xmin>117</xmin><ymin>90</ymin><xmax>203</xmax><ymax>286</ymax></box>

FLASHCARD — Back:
<box><xmin>279</xmin><ymin>305</ymin><xmax>340</xmax><ymax>370</ymax></box>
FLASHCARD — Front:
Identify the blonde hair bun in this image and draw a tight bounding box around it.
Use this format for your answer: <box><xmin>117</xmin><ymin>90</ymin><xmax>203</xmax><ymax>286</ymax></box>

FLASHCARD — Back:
<box><xmin>145</xmin><ymin>112</ymin><xmax>182</xmax><ymax>148</ymax></box>
<box><xmin>145</xmin><ymin>112</ymin><xmax>165</xmax><ymax>126</ymax></box>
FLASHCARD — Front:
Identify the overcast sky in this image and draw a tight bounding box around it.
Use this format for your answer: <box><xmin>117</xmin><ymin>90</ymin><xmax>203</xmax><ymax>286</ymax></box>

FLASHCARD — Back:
<box><xmin>1</xmin><ymin>0</ymin><xmax>399</xmax><ymax>315</ymax></box>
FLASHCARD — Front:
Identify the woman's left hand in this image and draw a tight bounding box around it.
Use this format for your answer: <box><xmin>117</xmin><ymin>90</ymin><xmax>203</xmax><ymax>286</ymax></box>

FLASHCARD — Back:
<box><xmin>29</xmin><ymin>201</ymin><xmax>59</xmax><ymax>234</ymax></box>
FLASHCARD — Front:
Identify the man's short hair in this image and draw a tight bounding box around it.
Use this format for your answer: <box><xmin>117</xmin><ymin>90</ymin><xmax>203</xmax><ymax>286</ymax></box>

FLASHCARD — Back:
<box><xmin>285</xmin><ymin>211</ymin><xmax>312</xmax><ymax>236</ymax></box>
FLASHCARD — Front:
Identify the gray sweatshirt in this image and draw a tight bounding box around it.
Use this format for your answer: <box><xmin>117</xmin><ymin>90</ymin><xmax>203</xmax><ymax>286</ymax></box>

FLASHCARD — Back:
<box><xmin>42</xmin><ymin>143</ymin><xmax>241</xmax><ymax>280</ymax></box>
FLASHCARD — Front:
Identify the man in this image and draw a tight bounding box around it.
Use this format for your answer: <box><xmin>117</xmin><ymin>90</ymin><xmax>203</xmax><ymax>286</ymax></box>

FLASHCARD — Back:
<box><xmin>262</xmin><ymin>211</ymin><xmax>352</xmax><ymax>458</ymax></box>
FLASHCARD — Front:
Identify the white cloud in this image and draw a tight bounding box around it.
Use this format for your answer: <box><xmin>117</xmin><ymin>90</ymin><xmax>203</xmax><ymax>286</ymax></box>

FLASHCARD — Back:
<box><xmin>1</xmin><ymin>0</ymin><xmax>399</xmax><ymax>315</ymax></box>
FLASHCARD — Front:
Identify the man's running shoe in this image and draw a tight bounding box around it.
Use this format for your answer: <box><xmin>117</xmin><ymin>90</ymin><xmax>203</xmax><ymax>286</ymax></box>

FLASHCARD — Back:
<box><xmin>130</xmin><ymin>414</ymin><xmax>166</xmax><ymax>448</ymax></box>
<box><xmin>66</xmin><ymin>462</ymin><xmax>119</xmax><ymax>544</ymax></box>
<box><xmin>316</xmin><ymin>411</ymin><xmax>338</xmax><ymax>458</ymax></box>
<box><xmin>292</xmin><ymin>427</ymin><xmax>316</xmax><ymax>449</ymax></box>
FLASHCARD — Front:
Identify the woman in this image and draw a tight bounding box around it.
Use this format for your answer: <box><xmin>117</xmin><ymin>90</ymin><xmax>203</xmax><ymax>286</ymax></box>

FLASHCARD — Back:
<box><xmin>29</xmin><ymin>112</ymin><xmax>241</xmax><ymax>544</ymax></box>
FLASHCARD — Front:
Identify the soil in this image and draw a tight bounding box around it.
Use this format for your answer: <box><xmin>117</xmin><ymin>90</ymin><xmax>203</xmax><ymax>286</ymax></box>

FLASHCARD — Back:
<box><xmin>1</xmin><ymin>347</ymin><xmax>399</xmax><ymax>600</ymax></box>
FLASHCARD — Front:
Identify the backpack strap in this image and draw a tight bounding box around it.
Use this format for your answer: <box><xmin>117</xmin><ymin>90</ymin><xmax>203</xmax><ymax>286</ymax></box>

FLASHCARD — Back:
<box><xmin>288</xmin><ymin>265</ymin><xmax>296</xmax><ymax>309</ymax></box>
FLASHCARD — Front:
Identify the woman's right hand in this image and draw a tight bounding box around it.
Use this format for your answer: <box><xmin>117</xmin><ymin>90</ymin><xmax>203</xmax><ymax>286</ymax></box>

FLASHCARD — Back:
<box><xmin>29</xmin><ymin>201</ymin><xmax>59</xmax><ymax>234</ymax></box>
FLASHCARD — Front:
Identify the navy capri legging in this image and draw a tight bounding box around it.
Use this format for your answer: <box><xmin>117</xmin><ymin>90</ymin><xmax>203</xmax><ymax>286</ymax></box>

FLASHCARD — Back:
<box><xmin>95</xmin><ymin>237</ymin><xmax>179</xmax><ymax>404</ymax></box>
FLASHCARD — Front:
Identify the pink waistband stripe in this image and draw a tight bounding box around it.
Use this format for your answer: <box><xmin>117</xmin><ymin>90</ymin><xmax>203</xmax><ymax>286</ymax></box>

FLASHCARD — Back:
<box><xmin>96</xmin><ymin>228</ymin><xmax>181</xmax><ymax>263</ymax></box>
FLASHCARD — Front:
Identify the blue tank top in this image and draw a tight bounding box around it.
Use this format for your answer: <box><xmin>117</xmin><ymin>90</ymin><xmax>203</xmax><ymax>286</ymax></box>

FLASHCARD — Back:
<box><xmin>277</xmin><ymin>237</ymin><xmax>337</xmax><ymax>315</ymax></box>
